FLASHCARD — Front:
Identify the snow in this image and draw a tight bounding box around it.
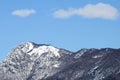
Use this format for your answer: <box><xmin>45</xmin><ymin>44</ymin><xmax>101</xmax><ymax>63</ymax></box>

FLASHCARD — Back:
<box><xmin>53</xmin><ymin>64</ymin><xmax>59</xmax><ymax>68</ymax></box>
<box><xmin>74</xmin><ymin>49</ymin><xmax>88</xmax><ymax>59</ymax></box>
<box><xmin>74</xmin><ymin>53</ymin><xmax>84</xmax><ymax>59</ymax></box>
<box><xmin>21</xmin><ymin>42</ymin><xmax>34</xmax><ymax>53</ymax></box>
<box><xmin>20</xmin><ymin>42</ymin><xmax>60</xmax><ymax>58</ymax></box>
<box><xmin>25</xmin><ymin>43</ymin><xmax>60</xmax><ymax>58</ymax></box>
<box><xmin>88</xmin><ymin>66</ymin><xmax>99</xmax><ymax>74</ymax></box>
<box><xmin>92</xmin><ymin>55</ymin><xmax>103</xmax><ymax>58</ymax></box>
<box><xmin>93</xmin><ymin>66</ymin><xmax>99</xmax><ymax>70</ymax></box>
<box><xmin>26</xmin><ymin>42</ymin><xmax>34</xmax><ymax>52</ymax></box>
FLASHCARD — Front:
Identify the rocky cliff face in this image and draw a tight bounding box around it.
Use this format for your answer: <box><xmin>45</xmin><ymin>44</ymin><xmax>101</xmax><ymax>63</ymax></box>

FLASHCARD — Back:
<box><xmin>0</xmin><ymin>42</ymin><xmax>120</xmax><ymax>80</ymax></box>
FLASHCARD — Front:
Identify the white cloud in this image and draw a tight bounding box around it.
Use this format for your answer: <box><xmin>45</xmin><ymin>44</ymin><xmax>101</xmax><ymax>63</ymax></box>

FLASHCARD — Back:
<box><xmin>53</xmin><ymin>8</ymin><xmax>76</xmax><ymax>19</ymax></box>
<box><xmin>53</xmin><ymin>3</ymin><xmax>119</xmax><ymax>20</ymax></box>
<box><xmin>12</xmin><ymin>9</ymin><xmax>36</xmax><ymax>17</ymax></box>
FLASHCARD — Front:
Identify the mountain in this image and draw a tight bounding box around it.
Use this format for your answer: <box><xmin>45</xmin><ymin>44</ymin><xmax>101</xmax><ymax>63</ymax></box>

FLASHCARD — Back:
<box><xmin>0</xmin><ymin>42</ymin><xmax>120</xmax><ymax>80</ymax></box>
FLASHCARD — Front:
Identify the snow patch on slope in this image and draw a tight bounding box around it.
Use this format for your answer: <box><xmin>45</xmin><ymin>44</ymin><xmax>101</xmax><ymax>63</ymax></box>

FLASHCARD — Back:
<box><xmin>53</xmin><ymin>63</ymin><xmax>60</xmax><ymax>68</ymax></box>
<box><xmin>21</xmin><ymin>42</ymin><xmax>34</xmax><ymax>53</ymax></box>
<box><xmin>92</xmin><ymin>55</ymin><xmax>103</xmax><ymax>58</ymax></box>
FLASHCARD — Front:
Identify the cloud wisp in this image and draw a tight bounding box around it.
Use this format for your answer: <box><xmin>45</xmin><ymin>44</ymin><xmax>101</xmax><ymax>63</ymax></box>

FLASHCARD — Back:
<box><xmin>53</xmin><ymin>3</ymin><xmax>119</xmax><ymax>20</ymax></box>
<box><xmin>12</xmin><ymin>9</ymin><xmax>36</xmax><ymax>17</ymax></box>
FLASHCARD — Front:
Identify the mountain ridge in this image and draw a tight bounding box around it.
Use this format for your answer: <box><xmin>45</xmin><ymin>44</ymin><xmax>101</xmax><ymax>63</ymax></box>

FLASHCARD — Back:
<box><xmin>0</xmin><ymin>42</ymin><xmax>120</xmax><ymax>80</ymax></box>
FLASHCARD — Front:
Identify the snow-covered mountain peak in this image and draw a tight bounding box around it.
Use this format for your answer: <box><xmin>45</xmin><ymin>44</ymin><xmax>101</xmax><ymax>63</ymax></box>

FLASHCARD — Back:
<box><xmin>15</xmin><ymin>42</ymin><xmax>60</xmax><ymax>58</ymax></box>
<box><xmin>27</xmin><ymin>45</ymin><xmax>60</xmax><ymax>57</ymax></box>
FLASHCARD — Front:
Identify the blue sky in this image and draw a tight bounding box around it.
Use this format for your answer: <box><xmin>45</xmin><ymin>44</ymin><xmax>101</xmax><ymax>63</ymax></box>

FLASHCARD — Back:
<box><xmin>0</xmin><ymin>0</ymin><xmax>120</xmax><ymax>60</ymax></box>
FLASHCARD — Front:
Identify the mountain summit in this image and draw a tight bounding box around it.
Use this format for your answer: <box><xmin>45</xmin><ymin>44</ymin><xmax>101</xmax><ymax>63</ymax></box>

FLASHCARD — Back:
<box><xmin>17</xmin><ymin>42</ymin><xmax>60</xmax><ymax>57</ymax></box>
<box><xmin>0</xmin><ymin>42</ymin><xmax>120</xmax><ymax>80</ymax></box>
